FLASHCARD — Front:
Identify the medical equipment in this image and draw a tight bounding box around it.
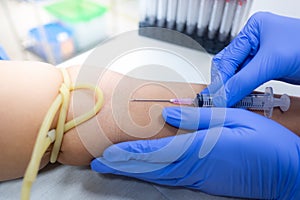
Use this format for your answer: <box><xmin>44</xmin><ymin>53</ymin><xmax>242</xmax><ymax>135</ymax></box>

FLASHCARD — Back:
<box><xmin>157</xmin><ymin>0</ymin><xmax>168</xmax><ymax>27</ymax></box>
<box><xmin>131</xmin><ymin>87</ymin><xmax>290</xmax><ymax>118</ymax></box>
<box><xmin>219</xmin><ymin>0</ymin><xmax>237</xmax><ymax>41</ymax></box>
<box><xmin>166</xmin><ymin>0</ymin><xmax>178</xmax><ymax>29</ymax></box>
<box><xmin>139</xmin><ymin>0</ymin><xmax>253</xmax><ymax>54</ymax></box>
<box><xmin>230</xmin><ymin>0</ymin><xmax>250</xmax><ymax>39</ymax></box>
<box><xmin>176</xmin><ymin>0</ymin><xmax>189</xmax><ymax>32</ymax></box>
<box><xmin>208</xmin><ymin>0</ymin><xmax>225</xmax><ymax>40</ymax></box>
<box><xmin>21</xmin><ymin>68</ymin><xmax>104</xmax><ymax>200</ymax></box>
<box><xmin>186</xmin><ymin>0</ymin><xmax>200</xmax><ymax>34</ymax></box>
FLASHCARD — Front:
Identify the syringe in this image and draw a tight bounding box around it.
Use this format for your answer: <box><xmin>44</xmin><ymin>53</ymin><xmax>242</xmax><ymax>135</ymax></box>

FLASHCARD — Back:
<box><xmin>131</xmin><ymin>87</ymin><xmax>290</xmax><ymax>118</ymax></box>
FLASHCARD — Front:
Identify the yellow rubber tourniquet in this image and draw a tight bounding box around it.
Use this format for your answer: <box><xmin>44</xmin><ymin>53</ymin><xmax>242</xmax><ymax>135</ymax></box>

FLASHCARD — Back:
<box><xmin>21</xmin><ymin>68</ymin><xmax>104</xmax><ymax>200</ymax></box>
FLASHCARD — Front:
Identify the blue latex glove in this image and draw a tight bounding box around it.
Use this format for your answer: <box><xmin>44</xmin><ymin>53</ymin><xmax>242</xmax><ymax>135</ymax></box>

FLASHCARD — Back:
<box><xmin>91</xmin><ymin>107</ymin><xmax>300</xmax><ymax>199</ymax></box>
<box><xmin>0</xmin><ymin>45</ymin><xmax>9</xmax><ymax>60</ymax></box>
<box><xmin>203</xmin><ymin>12</ymin><xmax>300</xmax><ymax>107</ymax></box>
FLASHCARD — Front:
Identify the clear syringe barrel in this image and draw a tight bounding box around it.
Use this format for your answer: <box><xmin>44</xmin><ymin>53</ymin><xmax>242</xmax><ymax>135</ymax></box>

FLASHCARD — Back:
<box><xmin>233</xmin><ymin>94</ymin><xmax>270</xmax><ymax>110</ymax></box>
<box><xmin>194</xmin><ymin>87</ymin><xmax>290</xmax><ymax>118</ymax></box>
<box><xmin>233</xmin><ymin>87</ymin><xmax>276</xmax><ymax>117</ymax></box>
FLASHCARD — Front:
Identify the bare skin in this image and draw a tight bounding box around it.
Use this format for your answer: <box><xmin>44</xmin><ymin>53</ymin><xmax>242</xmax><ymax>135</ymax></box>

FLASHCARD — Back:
<box><xmin>0</xmin><ymin>61</ymin><xmax>299</xmax><ymax>181</ymax></box>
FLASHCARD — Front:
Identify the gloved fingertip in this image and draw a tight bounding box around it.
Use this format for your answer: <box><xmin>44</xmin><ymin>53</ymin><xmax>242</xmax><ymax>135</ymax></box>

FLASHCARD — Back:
<box><xmin>103</xmin><ymin>145</ymin><xmax>120</xmax><ymax>161</ymax></box>
<box><xmin>103</xmin><ymin>144</ymin><xmax>133</xmax><ymax>162</ymax></box>
<box><xmin>162</xmin><ymin>107</ymin><xmax>182</xmax><ymax>127</ymax></box>
<box><xmin>162</xmin><ymin>107</ymin><xmax>204</xmax><ymax>130</ymax></box>
<box><xmin>200</xmin><ymin>88</ymin><xmax>210</xmax><ymax>95</ymax></box>
<box><xmin>90</xmin><ymin>158</ymin><xmax>115</xmax><ymax>174</ymax></box>
<box><xmin>162</xmin><ymin>107</ymin><xmax>170</xmax><ymax>122</ymax></box>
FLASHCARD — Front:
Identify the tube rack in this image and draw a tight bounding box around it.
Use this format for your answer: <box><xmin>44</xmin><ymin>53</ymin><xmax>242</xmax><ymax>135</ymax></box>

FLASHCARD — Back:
<box><xmin>139</xmin><ymin>0</ymin><xmax>253</xmax><ymax>54</ymax></box>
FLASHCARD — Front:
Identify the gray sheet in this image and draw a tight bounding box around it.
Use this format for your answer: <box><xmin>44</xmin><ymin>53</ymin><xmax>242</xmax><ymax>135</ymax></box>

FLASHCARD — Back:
<box><xmin>0</xmin><ymin>164</ymin><xmax>245</xmax><ymax>200</ymax></box>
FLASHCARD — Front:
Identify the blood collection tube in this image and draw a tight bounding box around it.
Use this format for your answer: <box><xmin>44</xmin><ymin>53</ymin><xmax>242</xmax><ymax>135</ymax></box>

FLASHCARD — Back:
<box><xmin>139</xmin><ymin>0</ymin><xmax>147</xmax><ymax>22</ymax></box>
<box><xmin>186</xmin><ymin>0</ymin><xmax>200</xmax><ymax>34</ymax></box>
<box><xmin>148</xmin><ymin>0</ymin><xmax>158</xmax><ymax>25</ymax></box>
<box><xmin>166</xmin><ymin>0</ymin><xmax>178</xmax><ymax>29</ymax></box>
<box><xmin>218</xmin><ymin>0</ymin><xmax>237</xmax><ymax>42</ymax></box>
<box><xmin>176</xmin><ymin>0</ymin><xmax>188</xmax><ymax>32</ymax></box>
<box><xmin>157</xmin><ymin>0</ymin><xmax>168</xmax><ymax>27</ymax></box>
<box><xmin>197</xmin><ymin>0</ymin><xmax>214</xmax><ymax>37</ymax></box>
<box><xmin>208</xmin><ymin>0</ymin><xmax>225</xmax><ymax>39</ymax></box>
<box><xmin>230</xmin><ymin>0</ymin><xmax>246</xmax><ymax>39</ymax></box>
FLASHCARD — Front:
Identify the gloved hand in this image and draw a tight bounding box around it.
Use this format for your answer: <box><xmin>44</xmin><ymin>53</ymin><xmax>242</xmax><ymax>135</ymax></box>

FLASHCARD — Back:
<box><xmin>0</xmin><ymin>45</ymin><xmax>9</xmax><ymax>60</ymax></box>
<box><xmin>91</xmin><ymin>107</ymin><xmax>300</xmax><ymax>200</ymax></box>
<box><xmin>203</xmin><ymin>12</ymin><xmax>300</xmax><ymax>107</ymax></box>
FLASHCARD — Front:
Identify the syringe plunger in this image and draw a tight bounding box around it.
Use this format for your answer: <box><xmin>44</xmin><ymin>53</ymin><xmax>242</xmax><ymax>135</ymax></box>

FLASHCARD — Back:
<box><xmin>175</xmin><ymin>87</ymin><xmax>290</xmax><ymax>118</ymax></box>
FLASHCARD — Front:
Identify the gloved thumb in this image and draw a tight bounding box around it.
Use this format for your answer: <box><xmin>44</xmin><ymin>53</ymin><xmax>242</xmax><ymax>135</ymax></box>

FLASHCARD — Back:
<box><xmin>202</xmin><ymin>13</ymin><xmax>262</xmax><ymax>104</ymax></box>
<box><xmin>217</xmin><ymin>51</ymin><xmax>270</xmax><ymax>107</ymax></box>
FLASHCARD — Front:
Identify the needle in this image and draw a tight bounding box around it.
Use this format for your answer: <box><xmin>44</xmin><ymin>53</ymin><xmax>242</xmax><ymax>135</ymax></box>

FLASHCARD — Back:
<box><xmin>130</xmin><ymin>98</ymin><xmax>195</xmax><ymax>105</ymax></box>
<box><xmin>130</xmin><ymin>98</ymin><xmax>172</xmax><ymax>102</ymax></box>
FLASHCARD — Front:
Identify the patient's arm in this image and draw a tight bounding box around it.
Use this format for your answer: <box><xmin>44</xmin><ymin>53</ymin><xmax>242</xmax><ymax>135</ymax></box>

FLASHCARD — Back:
<box><xmin>61</xmin><ymin>65</ymin><xmax>300</xmax><ymax>166</ymax></box>
<box><xmin>0</xmin><ymin>61</ymin><xmax>300</xmax><ymax>181</ymax></box>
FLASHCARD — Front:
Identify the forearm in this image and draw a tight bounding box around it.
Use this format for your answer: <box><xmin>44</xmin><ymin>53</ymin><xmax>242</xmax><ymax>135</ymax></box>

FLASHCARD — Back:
<box><xmin>60</xmin><ymin>65</ymin><xmax>300</xmax><ymax>166</ymax></box>
<box><xmin>59</xmin><ymin>66</ymin><xmax>203</xmax><ymax>165</ymax></box>
<box><xmin>1</xmin><ymin>62</ymin><xmax>299</xmax><ymax>181</ymax></box>
<box><xmin>0</xmin><ymin>62</ymin><xmax>197</xmax><ymax>180</ymax></box>
<box><xmin>270</xmin><ymin>95</ymin><xmax>300</xmax><ymax>134</ymax></box>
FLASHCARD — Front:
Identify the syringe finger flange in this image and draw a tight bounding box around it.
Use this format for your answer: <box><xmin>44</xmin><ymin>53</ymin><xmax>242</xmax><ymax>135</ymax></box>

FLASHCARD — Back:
<box><xmin>263</xmin><ymin>87</ymin><xmax>274</xmax><ymax>118</ymax></box>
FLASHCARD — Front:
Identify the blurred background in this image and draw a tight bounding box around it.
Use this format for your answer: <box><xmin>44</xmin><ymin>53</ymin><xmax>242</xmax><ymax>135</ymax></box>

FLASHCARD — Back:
<box><xmin>2</xmin><ymin>0</ymin><xmax>300</xmax><ymax>65</ymax></box>
<box><xmin>0</xmin><ymin>0</ymin><xmax>139</xmax><ymax>64</ymax></box>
